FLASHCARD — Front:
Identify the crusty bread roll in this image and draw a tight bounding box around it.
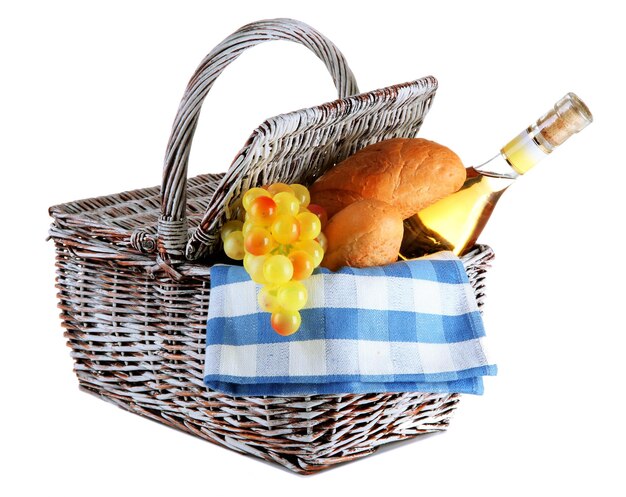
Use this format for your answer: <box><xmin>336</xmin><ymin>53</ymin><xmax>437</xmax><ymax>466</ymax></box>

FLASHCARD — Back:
<box><xmin>321</xmin><ymin>199</ymin><xmax>403</xmax><ymax>271</ymax></box>
<box><xmin>310</xmin><ymin>138</ymin><xmax>466</xmax><ymax>219</ymax></box>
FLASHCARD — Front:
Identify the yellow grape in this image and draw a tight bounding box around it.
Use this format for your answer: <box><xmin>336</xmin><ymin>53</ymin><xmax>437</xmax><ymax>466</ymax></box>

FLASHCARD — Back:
<box><xmin>244</xmin><ymin>227</ymin><xmax>272</xmax><ymax>256</ymax></box>
<box><xmin>221</xmin><ymin>220</ymin><xmax>244</xmax><ymax>242</ymax></box>
<box><xmin>242</xmin><ymin>220</ymin><xmax>256</xmax><ymax>236</ymax></box>
<box><xmin>295</xmin><ymin>239</ymin><xmax>324</xmax><ymax>267</ymax></box>
<box><xmin>271</xmin><ymin>215</ymin><xmax>300</xmax><ymax>245</ymax></box>
<box><xmin>257</xmin><ymin>285</ymin><xmax>280</xmax><ymax>312</ymax></box>
<box><xmin>244</xmin><ymin>254</ymin><xmax>268</xmax><ymax>284</ymax></box>
<box><xmin>271</xmin><ymin>310</ymin><xmax>301</xmax><ymax>336</ymax></box>
<box><xmin>316</xmin><ymin>231</ymin><xmax>328</xmax><ymax>252</ymax></box>
<box><xmin>288</xmin><ymin>250</ymin><xmax>315</xmax><ymax>280</ymax></box>
<box><xmin>273</xmin><ymin>192</ymin><xmax>300</xmax><ymax>216</ymax></box>
<box><xmin>267</xmin><ymin>183</ymin><xmax>295</xmax><ymax>196</ymax></box>
<box><xmin>290</xmin><ymin>184</ymin><xmax>310</xmax><ymax>208</ymax></box>
<box><xmin>243</xmin><ymin>252</ymin><xmax>253</xmax><ymax>272</ymax></box>
<box><xmin>296</xmin><ymin>212</ymin><xmax>321</xmax><ymax>240</ymax></box>
<box><xmin>223</xmin><ymin>231</ymin><xmax>245</xmax><ymax>260</ymax></box>
<box><xmin>263</xmin><ymin>255</ymin><xmax>294</xmax><ymax>284</ymax></box>
<box><xmin>243</xmin><ymin>187</ymin><xmax>272</xmax><ymax>211</ymax></box>
<box><xmin>248</xmin><ymin>196</ymin><xmax>277</xmax><ymax>226</ymax></box>
<box><xmin>277</xmin><ymin>281</ymin><xmax>308</xmax><ymax>311</ymax></box>
<box><xmin>306</xmin><ymin>203</ymin><xmax>328</xmax><ymax>228</ymax></box>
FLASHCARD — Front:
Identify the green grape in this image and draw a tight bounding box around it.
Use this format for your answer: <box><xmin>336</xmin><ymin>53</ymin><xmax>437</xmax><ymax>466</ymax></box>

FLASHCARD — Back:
<box><xmin>257</xmin><ymin>285</ymin><xmax>280</xmax><ymax>312</ymax></box>
<box><xmin>223</xmin><ymin>231</ymin><xmax>245</xmax><ymax>260</ymax></box>
<box><xmin>290</xmin><ymin>184</ymin><xmax>310</xmax><ymax>208</ymax></box>
<box><xmin>277</xmin><ymin>281</ymin><xmax>308</xmax><ymax>311</ymax></box>
<box><xmin>221</xmin><ymin>220</ymin><xmax>244</xmax><ymax>242</ymax></box>
<box><xmin>271</xmin><ymin>215</ymin><xmax>301</xmax><ymax>245</ymax></box>
<box><xmin>296</xmin><ymin>212</ymin><xmax>321</xmax><ymax>240</ymax></box>
<box><xmin>243</xmin><ymin>187</ymin><xmax>271</xmax><ymax>211</ymax></box>
<box><xmin>273</xmin><ymin>192</ymin><xmax>300</xmax><ymax>216</ymax></box>
<box><xmin>271</xmin><ymin>310</ymin><xmax>301</xmax><ymax>336</ymax></box>
<box><xmin>243</xmin><ymin>253</ymin><xmax>268</xmax><ymax>284</ymax></box>
<box><xmin>295</xmin><ymin>239</ymin><xmax>324</xmax><ymax>267</ymax></box>
<box><xmin>263</xmin><ymin>254</ymin><xmax>293</xmax><ymax>284</ymax></box>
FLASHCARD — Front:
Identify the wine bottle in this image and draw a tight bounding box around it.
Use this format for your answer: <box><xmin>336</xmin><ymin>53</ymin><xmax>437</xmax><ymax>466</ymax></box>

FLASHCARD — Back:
<box><xmin>401</xmin><ymin>92</ymin><xmax>593</xmax><ymax>257</ymax></box>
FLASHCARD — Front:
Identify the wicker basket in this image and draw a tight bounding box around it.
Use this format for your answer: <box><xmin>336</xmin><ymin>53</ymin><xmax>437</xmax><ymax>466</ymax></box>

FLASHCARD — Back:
<box><xmin>49</xmin><ymin>18</ymin><xmax>495</xmax><ymax>474</ymax></box>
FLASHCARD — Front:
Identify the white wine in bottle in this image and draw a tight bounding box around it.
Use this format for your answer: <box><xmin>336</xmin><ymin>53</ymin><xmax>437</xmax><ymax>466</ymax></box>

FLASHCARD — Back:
<box><xmin>401</xmin><ymin>93</ymin><xmax>593</xmax><ymax>257</ymax></box>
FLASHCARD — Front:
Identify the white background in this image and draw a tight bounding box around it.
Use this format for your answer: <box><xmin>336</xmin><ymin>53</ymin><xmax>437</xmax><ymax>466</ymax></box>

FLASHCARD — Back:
<box><xmin>2</xmin><ymin>1</ymin><xmax>624</xmax><ymax>495</ymax></box>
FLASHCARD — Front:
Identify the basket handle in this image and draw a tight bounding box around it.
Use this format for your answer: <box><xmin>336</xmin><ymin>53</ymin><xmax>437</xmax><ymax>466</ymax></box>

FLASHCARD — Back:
<box><xmin>158</xmin><ymin>18</ymin><xmax>359</xmax><ymax>263</ymax></box>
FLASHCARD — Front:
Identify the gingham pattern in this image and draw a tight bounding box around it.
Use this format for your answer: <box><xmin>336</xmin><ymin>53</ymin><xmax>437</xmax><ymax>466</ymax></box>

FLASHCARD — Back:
<box><xmin>204</xmin><ymin>252</ymin><xmax>496</xmax><ymax>396</ymax></box>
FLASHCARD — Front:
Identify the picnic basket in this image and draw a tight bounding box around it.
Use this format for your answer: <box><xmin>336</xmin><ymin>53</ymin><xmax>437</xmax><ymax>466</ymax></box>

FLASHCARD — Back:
<box><xmin>49</xmin><ymin>18</ymin><xmax>495</xmax><ymax>474</ymax></box>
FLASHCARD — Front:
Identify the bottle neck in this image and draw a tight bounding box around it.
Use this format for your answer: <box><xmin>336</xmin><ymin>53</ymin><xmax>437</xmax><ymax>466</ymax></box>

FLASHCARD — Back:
<box><xmin>499</xmin><ymin>92</ymin><xmax>593</xmax><ymax>176</ymax></box>
<box><xmin>500</xmin><ymin>126</ymin><xmax>550</xmax><ymax>175</ymax></box>
<box><xmin>474</xmin><ymin>122</ymin><xmax>557</xmax><ymax>185</ymax></box>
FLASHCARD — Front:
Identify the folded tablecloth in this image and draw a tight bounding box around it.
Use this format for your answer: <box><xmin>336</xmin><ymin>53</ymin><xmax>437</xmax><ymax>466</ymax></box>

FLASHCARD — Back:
<box><xmin>203</xmin><ymin>252</ymin><xmax>496</xmax><ymax>397</ymax></box>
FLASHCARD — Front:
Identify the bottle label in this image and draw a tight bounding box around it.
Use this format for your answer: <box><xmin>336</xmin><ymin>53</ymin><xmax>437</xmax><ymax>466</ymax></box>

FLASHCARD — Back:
<box><xmin>502</xmin><ymin>130</ymin><xmax>547</xmax><ymax>175</ymax></box>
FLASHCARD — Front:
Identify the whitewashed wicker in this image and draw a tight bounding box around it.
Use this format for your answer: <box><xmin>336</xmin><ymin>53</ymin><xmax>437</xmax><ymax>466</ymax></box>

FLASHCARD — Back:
<box><xmin>49</xmin><ymin>18</ymin><xmax>494</xmax><ymax>474</ymax></box>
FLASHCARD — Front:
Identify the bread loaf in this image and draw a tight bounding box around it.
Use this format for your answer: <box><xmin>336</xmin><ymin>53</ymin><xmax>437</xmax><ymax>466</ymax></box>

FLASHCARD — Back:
<box><xmin>321</xmin><ymin>199</ymin><xmax>403</xmax><ymax>271</ymax></box>
<box><xmin>310</xmin><ymin>138</ymin><xmax>466</xmax><ymax>219</ymax></box>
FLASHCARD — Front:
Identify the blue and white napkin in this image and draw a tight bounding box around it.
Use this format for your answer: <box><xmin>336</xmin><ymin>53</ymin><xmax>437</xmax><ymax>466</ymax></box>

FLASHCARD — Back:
<box><xmin>203</xmin><ymin>252</ymin><xmax>496</xmax><ymax>397</ymax></box>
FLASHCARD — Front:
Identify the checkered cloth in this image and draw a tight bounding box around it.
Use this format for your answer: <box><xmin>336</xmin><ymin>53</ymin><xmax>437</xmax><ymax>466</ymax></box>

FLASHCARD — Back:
<box><xmin>203</xmin><ymin>252</ymin><xmax>496</xmax><ymax>397</ymax></box>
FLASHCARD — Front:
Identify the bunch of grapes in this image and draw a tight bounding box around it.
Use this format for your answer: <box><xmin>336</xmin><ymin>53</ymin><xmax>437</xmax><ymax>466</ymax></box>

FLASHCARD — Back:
<box><xmin>220</xmin><ymin>183</ymin><xmax>328</xmax><ymax>336</ymax></box>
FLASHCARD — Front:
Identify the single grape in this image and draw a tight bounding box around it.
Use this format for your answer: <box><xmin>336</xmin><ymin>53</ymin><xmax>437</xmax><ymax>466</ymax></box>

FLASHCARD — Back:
<box><xmin>267</xmin><ymin>183</ymin><xmax>295</xmax><ymax>196</ymax></box>
<box><xmin>263</xmin><ymin>254</ymin><xmax>294</xmax><ymax>284</ymax></box>
<box><xmin>243</xmin><ymin>253</ymin><xmax>269</xmax><ymax>284</ymax></box>
<box><xmin>277</xmin><ymin>281</ymin><xmax>308</xmax><ymax>311</ymax></box>
<box><xmin>248</xmin><ymin>196</ymin><xmax>277</xmax><ymax>226</ymax></box>
<box><xmin>243</xmin><ymin>252</ymin><xmax>253</xmax><ymax>271</ymax></box>
<box><xmin>273</xmin><ymin>192</ymin><xmax>300</xmax><ymax>216</ymax></box>
<box><xmin>295</xmin><ymin>239</ymin><xmax>324</xmax><ymax>267</ymax></box>
<box><xmin>271</xmin><ymin>310</ymin><xmax>302</xmax><ymax>336</ymax></box>
<box><xmin>257</xmin><ymin>285</ymin><xmax>280</xmax><ymax>312</ymax></box>
<box><xmin>296</xmin><ymin>212</ymin><xmax>322</xmax><ymax>240</ymax></box>
<box><xmin>271</xmin><ymin>214</ymin><xmax>301</xmax><ymax>245</ymax></box>
<box><xmin>306</xmin><ymin>203</ymin><xmax>328</xmax><ymax>228</ymax></box>
<box><xmin>221</xmin><ymin>220</ymin><xmax>244</xmax><ymax>242</ymax></box>
<box><xmin>223</xmin><ymin>231</ymin><xmax>245</xmax><ymax>260</ymax></box>
<box><xmin>242</xmin><ymin>220</ymin><xmax>256</xmax><ymax>236</ymax></box>
<box><xmin>244</xmin><ymin>227</ymin><xmax>272</xmax><ymax>256</ymax></box>
<box><xmin>316</xmin><ymin>231</ymin><xmax>328</xmax><ymax>252</ymax></box>
<box><xmin>290</xmin><ymin>184</ymin><xmax>310</xmax><ymax>208</ymax></box>
<box><xmin>288</xmin><ymin>250</ymin><xmax>315</xmax><ymax>280</ymax></box>
<box><xmin>243</xmin><ymin>187</ymin><xmax>272</xmax><ymax>211</ymax></box>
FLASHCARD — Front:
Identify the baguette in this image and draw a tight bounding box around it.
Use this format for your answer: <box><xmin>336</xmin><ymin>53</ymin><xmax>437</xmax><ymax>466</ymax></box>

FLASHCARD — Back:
<box><xmin>310</xmin><ymin>138</ymin><xmax>465</xmax><ymax>219</ymax></box>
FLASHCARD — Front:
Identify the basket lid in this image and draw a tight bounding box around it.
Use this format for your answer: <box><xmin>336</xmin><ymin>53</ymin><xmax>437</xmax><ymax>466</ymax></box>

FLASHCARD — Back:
<box><xmin>187</xmin><ymin>76</ymin><xmax>439</xmax><ymax>261</ymax></box>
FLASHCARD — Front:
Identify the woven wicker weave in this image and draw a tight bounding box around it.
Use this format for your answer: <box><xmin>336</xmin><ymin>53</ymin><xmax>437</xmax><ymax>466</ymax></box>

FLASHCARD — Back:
<box><xmin>49</xmin><ymin>18</ymin><xmax>494</xmax><ymax>474</ymax></box>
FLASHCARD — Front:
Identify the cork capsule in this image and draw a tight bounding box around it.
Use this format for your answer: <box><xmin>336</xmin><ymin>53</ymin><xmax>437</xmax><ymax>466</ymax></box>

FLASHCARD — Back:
<box><xmin>535</xmin><ymin>93</ymin><xmax>593</xmax><ymax>150</ymax></box>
